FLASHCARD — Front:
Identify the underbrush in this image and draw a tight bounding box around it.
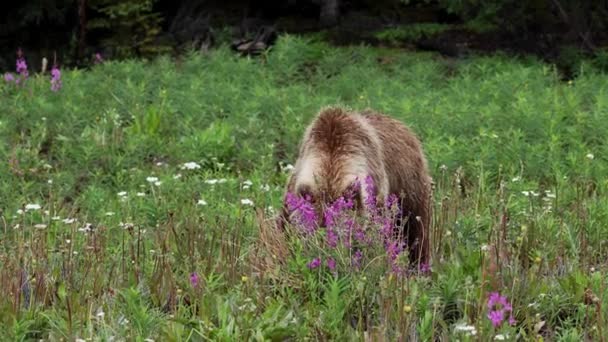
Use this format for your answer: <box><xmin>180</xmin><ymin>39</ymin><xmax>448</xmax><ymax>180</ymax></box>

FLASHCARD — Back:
<box><xmin>1</xmin><ymin>35</ymin><xmax>607</xmax><ymax>340</ymax></box>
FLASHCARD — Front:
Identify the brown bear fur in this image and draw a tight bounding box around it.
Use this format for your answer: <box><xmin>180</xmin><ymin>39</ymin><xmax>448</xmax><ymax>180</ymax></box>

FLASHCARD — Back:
<box><xmin>277</xmin><ymin>106</ymin><xmax>432</xmax><ymax>266</ymax></box>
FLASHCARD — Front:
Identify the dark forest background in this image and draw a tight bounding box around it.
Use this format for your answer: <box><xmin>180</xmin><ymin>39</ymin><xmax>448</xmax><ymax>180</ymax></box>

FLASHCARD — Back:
<box><xmin>1</xmin><ymin>0</ymin><xmax>608</xmax><ymax>78</ymax></box>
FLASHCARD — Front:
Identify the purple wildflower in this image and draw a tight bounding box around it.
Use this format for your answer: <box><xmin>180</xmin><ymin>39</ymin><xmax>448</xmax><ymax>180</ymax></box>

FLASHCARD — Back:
<box><xmin>326</xmin><ymin>228</ymin><xmax>338</xmax><ymax>248</ymax></box>
<box><xmin>488</xmin><ymin>310</ymin><xmax>504</xmax><ymax>328</ymax></box>
<box><xmin>50</xmin><ymin>65</ymin><xmax>62</xmax><ymax>92</ymax></box>
<box><xmin>364</xmin><ymin>175</ymin><xmax>377</xmax><ymax>211</ymax></box>
<box><xmin>16</xmin><ymin>49</ymin><xmax>28</xmax><ymax>79</ymax></box>
<box><xmin>189</xmin><ymin>272</ymin><xmax>199</xmax><ymax>288</ymax></box>
<box><xmin>327</xmin><ymin>257</ymin><xmax>336</xmax><ymax>272</ymax></box>
<box><xmin>354</xmin><ymin>227</ymin><xmax>367</xmax><ymax>244</ymax></box>
<box><xmin>351</xmin><ymin>250</ymin><xmax>363</xmax><ymax>269</ymax></box>
<box><xmin>285</xmin><ymin>192</ymin><xmax>318</xmax><ymax>233</ymax></box>
<box><xmin>307</xmin><ymin>257</ymin><xmax>321</xmax><ymax>270</ymax></box>
<box><xmin>324</xmin><ymin>196</ymin><xmax>353</xmax><ymax>228</ymax></box>
<box><xmin>380</xmin><ymin>217</ymin><xmax>394</xmax><ymax>238</ymax></box>
<box><xmin>486</xmin><ymin>292</ymin><xmax>515</xmax><ymax>328</ymax></box>
<box><xmin>4</xmin><ymin>73</ymin><xmax>14</xmax><ymax>83</ymax></box>
<box><xmin>94</xmin><ymin>53</ymin><xmax>104</xmax><ymax>64</ymax></box>
<box><xmin>386</xmin><ymin>193</ymin><xmax>399</xmax><ymax>210</ymax></box>
<box><xmin>385</xmin><ymin>240</ymin><xmax>403</xmax><ymax>262</ymax></box>
<box><xmin>419</xmin><ymin>262</ymin><xmax>431</xmax><ymax>274</ymax></box>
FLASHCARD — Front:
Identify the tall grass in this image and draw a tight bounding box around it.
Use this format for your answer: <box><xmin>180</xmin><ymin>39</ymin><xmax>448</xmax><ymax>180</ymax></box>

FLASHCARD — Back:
<box><xmin>1</xmin><ymin>35</ymin><xmax>607</xmax><ymax>340</ymax></box>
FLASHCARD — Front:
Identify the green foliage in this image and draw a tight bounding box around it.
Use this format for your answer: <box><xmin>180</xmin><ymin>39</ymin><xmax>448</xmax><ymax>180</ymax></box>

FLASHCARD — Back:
<box><xmin>88</xmin><ymin>0</ymin><xmax>169</xmax><ymax>58</ymax></box>
<box><xmin>374</xmin><ymin>23</ymin><xmax>451</xmax><ymax>45</ymax></box>
<box><xmin>1</xmin><ymin>36</ymin><xmax>607</xmax><ymax>340</ymax></box>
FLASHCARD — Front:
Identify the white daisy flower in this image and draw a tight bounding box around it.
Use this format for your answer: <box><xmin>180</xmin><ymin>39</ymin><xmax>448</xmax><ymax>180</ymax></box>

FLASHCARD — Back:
<box><xmin>181</xmin><ymin>162</ymin><xmax>201</xmax><ymax>170</ymax></box>
<box><xmin>25</xmin><ymin>204</ymin><xmax>41</xmax><ymax>211</ymax></box>
<box><xmin>146</xmin><ymin>176</ymin><xmax>159</xmax><ymax>183</ymax></box>
<box><xmin>241</xmin><ymin>199</ymin><xmax>254</xmax><ymax>206</ymax></box>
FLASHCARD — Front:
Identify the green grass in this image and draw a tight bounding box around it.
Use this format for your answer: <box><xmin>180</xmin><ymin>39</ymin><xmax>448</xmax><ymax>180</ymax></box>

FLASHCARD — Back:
<box><xmin>1</xmin><ymin>35</ymin><xmax>608</xmax><ymax>340</ymax></box>
<box><xmin>373</xmin><ymin>23</ymin><xmax>452</xmax><ymax>46</ymax></box>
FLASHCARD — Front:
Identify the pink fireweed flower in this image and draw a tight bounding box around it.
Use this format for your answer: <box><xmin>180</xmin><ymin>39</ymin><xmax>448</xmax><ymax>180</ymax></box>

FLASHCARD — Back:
<box><xmin>327</xmin><ymin>257</ymin><xmax>336</xmax><ymax>272</ymax></box>
<box><xmin>4</xmin><ymin>73</ymin><xmax>14</xmax><ymax>83</ymax></box>
<box><xmin>326</xmin><ymin>228</ymin><xmax>339</xmax><ymax>248</ymax></box>
<box><xmin>487</xmin><ymin>292</ymin><xmax>515</xmax><ymax>328</ymax></box>
<box><xmin>419</xmin><ymin>262</ymin><xmax>431</xmax><ymax>274</ymax></box>
<box><xmin>189</xmin><ymin>272</ymin><xmax>199</xmax><ymax>288</ymax></box>
<box><xmin>324</xmin><ymin>195</ymin><xmax>354</xmax><ymax>228</ymax></box>
<box><xmin>50</xmin><ymin>65</ymin><xmax>61</xmax><ymax>91</ymax></box>
<box><xmin>307</xmin><ymin>257</ymin><xmax>321</xmax><ymax>270</ymax></box>
<box><xmin>364</xmin><ymin>175</ymin><xmax>378</xmax><ymax>212</ymax></box>
<box><xmin>285</xmin><ymin>192</ymin><xmax>318</xmax><ymax>233</ymax></box>
<box><xmin>94</xmin><ymin>52</ymin><xmax>104</xmax><ymax>64</ymax></box>
<box><xmin>351</xmin><ymin>250</ymin><xmax>363</xmax><ymax>269</ymax></box>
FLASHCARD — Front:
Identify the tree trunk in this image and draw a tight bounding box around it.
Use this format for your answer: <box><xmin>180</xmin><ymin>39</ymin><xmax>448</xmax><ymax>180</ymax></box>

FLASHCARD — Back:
<box><xmin>77</xmin><ymin>0</ymin><xmax>87</xmax><ymax>61</ymax></box>
<box><xmin>319</xmin><ymin>0</ymin><xmax>339</xmax><ymax>27</ymax></box>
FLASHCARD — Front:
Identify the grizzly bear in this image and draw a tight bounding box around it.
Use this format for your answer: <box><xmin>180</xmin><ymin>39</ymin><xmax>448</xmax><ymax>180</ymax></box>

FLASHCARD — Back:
<box><xmin>277</xmin><ymin>106</ymin><xmax>432</xmax><ymax>267</ymax></box>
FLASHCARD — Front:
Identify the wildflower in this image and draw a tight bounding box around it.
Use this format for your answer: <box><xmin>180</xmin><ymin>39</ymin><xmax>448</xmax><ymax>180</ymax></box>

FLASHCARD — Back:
<box><xmin>403</xmin><ymin>305</ymin><xmax>412</xmax><ymax>313</ymax></box>
<box><xmin>205</xmin><ymin>179</ymin><xmax>218</xmax><ymax>185</ymax></box>
<box><xmin>241</xmin><ymin>198</ymin><xmax>254</xmax><ymax>206</ymax></box>
<box><xmin>117</xmin><ymin>191</ymin><xmax>127</xmax><ymax>197</ymax></box>
<box><xmin>243</xmin><ymin>180</ymin><xmax>253</xmax><ymax>187</ymax></box>
<box><xmin>51</xmin><ymin>216</ymin><xmax>61</xmax><ymax>220</ymax></box>
<box><xmin>351</xmin><ymin>250</ymin><xmax>363</xmax><ymax>268</ymax></box>
<box><xmin>180</xmin><ymin>162</ymin><xmax>201</xmax><ymax>170</ymax></box>
<box><xmin>260</xmin><ymin>184</ymin><xmax>270</xmax><ymax>192</ymax></box>
<box><xmin>386</xmin><ymin>240</ymin><xmax>403</xmax><ymax>262</ymax></box>
<box><xmin>136</xmin><ymin>192</ymin><xmax>145</xmax><ymax>197</ymax></box>
<box><xmin>105</xmin><ymin>212</ymin><xmax>115</xmax><ymax>216</ymax></box>
<box><xmin>34</xmin><ymin>224</ymin><xmax>47</xmax><ymax>229</ymax></box>
<box><xmin>241</xmin><ymin>275</ymin><xmax>248</xmax><ymax>282</ymax></box>
<box><xmin>218</xmin><ymin>178</ymin><xmax>227</xmax><ymax>183</ymax></box>
<box><xmin>323</xmin><ymin>195</ymin><xmax>354</xmax><ymax>227</ymax></box>
<box><xmin>50</xmin><ymin>65</ymin><xmax>61</xmax><ymax>91</ymax></box>
<box><xmin>96</xmin><ymin>308</ymin><xmax>105</xmax><ymax>319</ymax></box>
<box><xmin>487</xmin><ymin>292</ymin><xmax>515</xmax><ymax>328</ymax></box>
<box><xmin>494</xmin><ymin>334</ymin><xmax>507</xmax><ymax>340</ymax></box>
<box><xmin>454</xmin><ymin>323</ymin><xmax>477</xmax><ymax>336</ymax></box>
<box><xmin>62</xmin><ymin>218</ymin><xmax>76</xmax><ymax>224</ymax></box>
<box><xmin>327</xmin><ymin>258</ymin><xmax>336</xmax><ymax>272</ymax></box>
<box><xmin>586</xmin><ymin>153</ymin><xmax>594</xmax><ymax>160</ymax></box>
<box><xmin>521</xmin><ymin>191</ymin><xmax>530</xmax><ymax>196</ymax></box>
<box><xmin>16</xmin><ymin>49</ymin><xmax>28</xmax><ymax>79</ymax></box>
<box><xmin>285</xmin><ymin>192</ymin><xmax>317</xmax><ymax>233</ymax></box>
<box><xmin>512</xmin><ymin>176</ymin><xmax>521</xmax><ymax>182</ymax></box>
<box><xmin>197</xmin><ymin>199</ymin><xmax>207</xmax><ymax>206</ymax></box>
<box><xmin>94</xmin><ymin>52</ymin><xmax>104</xmax><ymax>64</ymax></box>
<box><xmin>25</xmin><ymin>204</ymin><xmax>41</xmax><ymax>211</ymax></box>
<box><xmin>78</xmin><ymin>223</ymin><xmax>93</xmax><ymax>232</ymax></box>
<box><xmin>326</xmin><ymin>228</ymin><xmax>339</xmax><ymax>248</ymax></box>
<box><xmin>146</xmin><ymin>176</ymin><xmax>159</xmax><ymax>183</ymax></box>
<box><xmin>173</xmin><ymin>173</ymin><xmax>182</xmax><ymax>179</ymax></box>
<box><xmin>189</xmin><ymin>272</ymin><xmax>199</xmax><ymax>287</ymax></box>
<box><xmin>364</xmin><ymin>175</ymin><xmax>377</xmax><ymax>212</ymax></box>
<box><xmin>4</xmin><ymin>73</ymin><xmax>14</xmax><ymax>83</ymax></box>
<box><xmin>16</xmin><ymin>209</ymin><xmax>24</xmax><ymax>215</ymax></box>
<box><xmin>307</xmin><ymin>257</ymin><xmax>321</xmax><ymax>270</ymax></box>
<box><xmin>154</xmin><ymin>181</ymin><xmax>162</xmax><ymax>186</ymax></box>
<box><xmin>419</xmin><ymin>262</ymin><xmax>431</xmax><ymax>274</ymax></box>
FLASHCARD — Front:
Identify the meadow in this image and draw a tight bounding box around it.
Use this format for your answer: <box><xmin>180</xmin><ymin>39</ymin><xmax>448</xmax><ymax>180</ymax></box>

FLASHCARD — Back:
<box><xmin>1</xmin><ymin>35</ymin><xmax>608</xmax><ymax>341</ymax></box>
